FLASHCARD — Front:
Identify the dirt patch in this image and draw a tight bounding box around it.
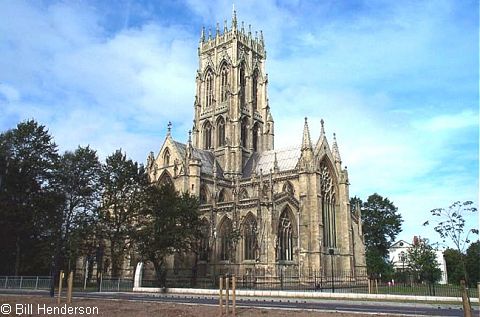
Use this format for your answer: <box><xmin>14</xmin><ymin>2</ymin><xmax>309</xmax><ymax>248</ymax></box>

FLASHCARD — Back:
<box><xmin>0</xmin><ymin>295</ymin><xmax>399</xmax><ymax>316</ymax></box>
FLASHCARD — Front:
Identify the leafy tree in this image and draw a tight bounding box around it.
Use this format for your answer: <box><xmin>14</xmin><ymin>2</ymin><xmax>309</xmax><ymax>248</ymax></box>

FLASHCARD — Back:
<box><xmin>443</xmin><ymin>248</ymin><xmax>465</xmax><ymax>284</ymax></box>
<box><xmin>407</xmin><ymin>238</ymin><xmax>442</xmax><ymax>284</ymax></box>
<box><xmin>54</xmin><ymin>146</ymin><xmax>102</xmax><ymax>272</ymax></box>
<box><xmin>0</xmin><ymin>120</ymin><xmax>60</xmax><ymax>275</ymax></box>
<box><xmin>135</xmin><ymin>183</ymin><xmax>201</xmax><ymax>287</ymax></box>
<box><xmin>98</xmin><ymin>150</ymin><xmax>146</xmax><ymax>277</ymax></box>
<box><xmin>353</xmin><ymin>194</ymin><xmax>403</xmax><ymax>276</ymax></box>
<box><xmin>365</xmin><ymin>249</ymin><xmax>395</xmax><ymax>280</ymax></box>
<box><xmin>465</xmin><ymin>241</ymin><xmax>480</xmax><ymax>286</ymax></box>
<box><xmin>424</xmin><ymin>201</ymin><xmax>478</xmax><ymax>283</ymax></box>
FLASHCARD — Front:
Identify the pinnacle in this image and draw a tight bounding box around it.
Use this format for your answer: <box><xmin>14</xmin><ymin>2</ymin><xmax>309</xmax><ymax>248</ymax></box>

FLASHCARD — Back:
<box><xmin>301</xmin><ymin>117</ymin><xmax>312</xmax><ymax>151</ymax></box>
<box><xmin>332</xmin><ymin>132</ymin><xmax>342</xmax><ymax>163</ymax></box>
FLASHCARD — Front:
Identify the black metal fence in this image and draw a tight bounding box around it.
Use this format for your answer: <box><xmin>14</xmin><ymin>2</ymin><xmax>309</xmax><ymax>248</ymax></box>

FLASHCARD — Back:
<box><xmin>1</xmin><ymin>273</ymin><xmax>477</xmax><ymax>299</ymax></box>
<box><xmin>140</xmin><ymin>268</ymin><xmax>479</xmax><ymax>298</ymax></box>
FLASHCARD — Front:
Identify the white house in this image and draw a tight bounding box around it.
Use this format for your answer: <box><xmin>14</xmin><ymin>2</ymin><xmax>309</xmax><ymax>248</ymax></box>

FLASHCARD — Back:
<box><xmin>389</xmin><ymin>237</ymin><xmax>448</xmax><ymax>284</ymax></box>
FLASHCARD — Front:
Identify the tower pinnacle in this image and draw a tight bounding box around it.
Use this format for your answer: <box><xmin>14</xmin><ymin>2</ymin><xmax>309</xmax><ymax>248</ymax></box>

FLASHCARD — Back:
<box><xmin>232</xmin><ymin>5</ymin><xmax>237</xmax><ymax>30</ymax></box>
<box><xmin>332</xmin><ymin>133</ymin><xmax>342</xmax><ymax>163</ymax></box>
<box><xmin>301</xmin><ymin>117</ymin><xmax>312</xmax><ymax>151</ymax></box>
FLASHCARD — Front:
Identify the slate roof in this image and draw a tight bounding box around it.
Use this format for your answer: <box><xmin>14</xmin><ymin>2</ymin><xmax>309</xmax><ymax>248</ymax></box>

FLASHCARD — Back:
<box><xmin>171</xmin><ymin>140</ymin><xmax>224</xmax><ymax>177</ymax></box>
<box><xmin>170</xmin><ymin>139</ymin><xmax>299</xmax><ymax>179</ymax></box>
<box><xmin>255</xmin><ymin>147</ymin><xmax>301</xmax><ymax>174</ymax></box>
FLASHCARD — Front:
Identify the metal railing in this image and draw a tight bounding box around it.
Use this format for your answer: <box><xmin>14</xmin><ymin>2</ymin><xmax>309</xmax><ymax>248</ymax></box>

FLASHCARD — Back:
<box><xmin>0</xmin><ymin>276</ymin><xmax>52</xmax><ymax>290</ymax></box>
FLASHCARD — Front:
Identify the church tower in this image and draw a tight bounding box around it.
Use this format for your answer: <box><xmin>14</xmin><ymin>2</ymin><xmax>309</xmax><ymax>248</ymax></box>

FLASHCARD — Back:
<box><xmin>191</xmin><ymin>9</ymin><xmax>274</xmax><ymax>178</ymax></box>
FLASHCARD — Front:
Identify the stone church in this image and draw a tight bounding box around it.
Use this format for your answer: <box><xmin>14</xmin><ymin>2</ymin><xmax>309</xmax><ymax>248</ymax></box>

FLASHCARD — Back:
<box><xmin>145</xmin><ymin>11</ymin><xmax>366</xmax><ymax>279</ymax></box>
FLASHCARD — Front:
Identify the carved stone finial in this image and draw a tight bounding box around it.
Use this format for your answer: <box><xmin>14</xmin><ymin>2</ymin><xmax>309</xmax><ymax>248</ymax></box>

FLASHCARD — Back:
<box><xmin>200</xmin><ymin>26</ymin><xmax>205</xmax><ymax>42</ymax></box>
<box><xmin>232</xmin><ymin>5</ymin><xmax>237</xmax><ymax>30</ymax></box>
<box><xmin>167</xmin><ymin>121</ymin><xmax>172</xmax><ymax>135</ymax></box>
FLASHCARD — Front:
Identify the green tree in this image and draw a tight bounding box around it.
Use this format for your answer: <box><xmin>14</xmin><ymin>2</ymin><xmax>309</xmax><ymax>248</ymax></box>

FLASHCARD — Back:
<box><xmin>443</xmin><ymin>248</ymin><xmax>465</xmax><ymax>284</ymax></box>
<box><xmin>54</xmin><ymin>146</ymin><xmax>102</xmax><ymax>272</ymax></box>
<box><xmin>465</xmin><ymin>241</ymin><xmax>480</xmax><ymax>286</ymax></box>
<box><xmin>407</xmin><ymin>238</ymin><xmax>442</xmax><ymax>284</ymax></box>
<box><xmin>354</xmin><ymin>194</ymin><xmax>403</xmax><ymax>276</ymax></box>
<box><xmin>98</xmin><ymin>150</ymin><xmax>146</xmax><ymax>277</ymax></box>
<box><xmin>424</xmin><ymin>201</ymin><xmax>478</xmax><ymax>283</ymax></box>
<box><xmin>0</xmin><ymin>120</ymin><xmax>60</xmax><ymax>275</ymax></box>
<box><xmin>135</xmin><ymin>183</ymin><xmax>201</xmax><ymax>287</ymax></box>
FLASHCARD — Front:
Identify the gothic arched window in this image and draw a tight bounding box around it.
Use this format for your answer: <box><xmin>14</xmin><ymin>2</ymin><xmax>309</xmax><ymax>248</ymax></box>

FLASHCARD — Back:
<box><xmin>278</xmin><ymin>207</ymin><xmax>294</xmax><ymax>261</ymax></box>
<box><xmin>241</xmin><ymin>117</ymin><xmax>248</xmax><ymax>148</ymax></box>
<box><xmin>158</xmin><ymin>171</ymin><xmax>173</xmax><ymax>187</ymax></box>
<box><xmin>204</xmin><ymin>121</ymin><xmax>212</xmax><ymax>149</ymax></box>
<box><xmin>219</xmin><ymin>218</ymin><xmax>233</xmax><ymax>261</ymax></box>
<box><xmin>218</xmin><ymin>189</ymin><xmax>226</xmax><ymax>202</ymax></box>
<box><xmin>252</xmin><ymin>122</ymin><xmax>259</xmax><ymax>152</ymax></box>
<box><xmin>239</xmin><ymin>63</ymin><xmax>246</xmax><ymax>107</ymax></box>
<box><xmin>320</xmin><ymin>161</ymin><xmax>336</xmax><ymax>248</ymax></box>
<box><xmin>220</xmin><ymin>64</ymin><xmax>229</xmax><ymax>102</ymax></box>
<box><xmin>200</xmin><ymin>185</ymin><xmax>209</xmax><ymax>204</ymax></box>
<box><xmin>252</xmin><ymin>69</ymin><xmax>259</xmax><ymax>111</ymax></box>
<box><xmin>163</xmin><ymin>148</ymin><xmax>170</xmax><ymax>166</ymax></box>
<box><xmin>205</xmin><ymin>70</ymin><xmax>214</xmax><ymax>107</ymax></box>
<box><xmin>217</xmin><ymin>117</ymin><xmax>225</xmax><ymax>147</ymax></box>
<box><xmin>244</xmin><ymin>214</ymin><xmax>257</xmax><ymax>260</ymax></box>
<box><xmin>199</xmin><ymin>219</ymin><xmax>210</xmax><ymax>261</ymax></box>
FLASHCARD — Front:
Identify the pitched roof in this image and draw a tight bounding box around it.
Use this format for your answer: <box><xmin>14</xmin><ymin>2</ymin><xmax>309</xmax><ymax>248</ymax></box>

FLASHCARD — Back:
<box><xmin>255</xmin><ymin>147</ymin><xmax>301</xmax><ymax>174</ymax></box>
<box><xmin>171</xmin><ymin>140</ymin><xmax>223</xmax><ymax>176</ymax></box>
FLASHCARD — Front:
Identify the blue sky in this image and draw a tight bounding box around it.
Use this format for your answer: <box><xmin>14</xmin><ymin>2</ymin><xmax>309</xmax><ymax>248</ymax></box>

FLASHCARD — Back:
<box><xmin>0</xmin><ymin>0</ymin><xmax>478</xmax><ymax>248</ymax></box>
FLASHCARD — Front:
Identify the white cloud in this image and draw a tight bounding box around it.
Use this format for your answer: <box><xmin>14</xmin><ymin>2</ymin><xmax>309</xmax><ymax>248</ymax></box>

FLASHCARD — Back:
<box><xmin>0</xmin><ymin>0</ymin><xmax>477</xmax><ymax>247</ymax></box>
<box><xmin>419</xmin><ymin>110</ymin><xmax>478</xmax><ymax>132</ymax></box>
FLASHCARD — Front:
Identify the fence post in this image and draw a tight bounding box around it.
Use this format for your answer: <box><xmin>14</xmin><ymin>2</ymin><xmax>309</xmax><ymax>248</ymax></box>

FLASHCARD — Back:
<box><xmin>117</xmin><ymin>278</ymin><xmax>121</xmax><ymax>292</ymax></box>
<box><xmin>226</xmin><ymin>276</ymin><xmax>229</xmax><ymax>317</ymax></box>
<box><xmin>35</xmin><ymin>276</ymin><xmax>39</xmax><ymax>290</ymax></box>
<box><xmin>67</xmin><ymin>272</ymin><xmax>73</xmax><ymax>304</ymax></box>
<box><xmin>57</xmin><ymin>270</ymin><xmax>64</xmax><ymax>305</ymax></box>
<box><xmin>99</xmin><ymin>273</ymin><xmax>103</xmax><ymax>292</ymax></box>
<box><xmin>232</xmin><ymin>276</ymin><xmax>236</xmax><ymax>317</ymax></box>
<box><xmin>4</xmin><ymin>276</ymin><xmax>7</xmax><ymax>289</ymax></box>
<box><xmin>219</xmin><ymin>277</ymin><xmax>223</xmax><ymax>316</ymax></box>
<box><xmin>19</xmin><ymin>276</ymin><xmax>23</xmax><ymax>289</ymax></box>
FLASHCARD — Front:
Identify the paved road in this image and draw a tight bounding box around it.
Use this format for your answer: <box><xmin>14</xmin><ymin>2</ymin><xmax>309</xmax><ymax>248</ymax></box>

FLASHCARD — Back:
<box><xmin>1</xmin><ymin>289</ymin><xmax>477</xmax><ymax>316</ymax></box>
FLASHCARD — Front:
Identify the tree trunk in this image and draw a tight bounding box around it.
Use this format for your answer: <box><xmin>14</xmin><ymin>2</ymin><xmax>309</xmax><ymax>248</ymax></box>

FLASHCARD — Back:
<box><xmin>14</xmin><ymin>235</ymin><xmax>21</xmax><ymax>276</ymax></box>
<box><xmin>153</xmin><ymin>261</ymin><xmax>166</xmax><ymax>288</ymax></box>
<box><xmin>110</xmin><ymin>241</ymin><xmax>122</xmax><ymax>277</ymax></box>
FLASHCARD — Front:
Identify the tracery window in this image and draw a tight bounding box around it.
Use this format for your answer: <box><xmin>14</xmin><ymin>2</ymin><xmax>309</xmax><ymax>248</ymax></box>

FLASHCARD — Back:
<box><xmin>199</xmin><ymin>219</ymin><xmax>210</xmax><ymax>261</ymax></box>
<box><xmin>158</xmin><ymin>171</ymin><xmax>173</xmax><ymax>187</ymax></box>
<box><xmin>244</xmin><ymin>215</ymin><xmax>257</xmax><ymax>260</ymax></box>
<box><xmin>205</xmin><ymin>70</ymin><xmax>214</xmax><ymax>107</ymax></box>
<box><xmin>204</xmin><ymin>121</ymin><xmax>212</xmax><ymax>149</ymax></box>
<box><xmin>252</xmin><ymin>122</ymin><xmax>259</xmax><ymax>152</ymax></box>
<box><xmin>217</xmin><ymin>117</ymin><xmax>225</xmax><ymax>147</ymax></box>
<box><xmin>278</xmin><ymin>207</ymin><xmax>294</xmax><ymax>261</ymax></box>
<box><xmin>219</xmin><ymin>218</ymin><xmax>233</xmax><ymax>261</ymax></box>
<box><xmin>252</xmin><ymin>69</ymin><xmax>259</xmax><ymax>111</ymax></box>
<box><xmin>320</xmin><ymin>162</ymin><xmax>336</xmax><ymax>248</ymax></box>
<box><xmin>220</xmin><ymin>64</ymin><xmax>229</xmax><ymax>102</ymax></box>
